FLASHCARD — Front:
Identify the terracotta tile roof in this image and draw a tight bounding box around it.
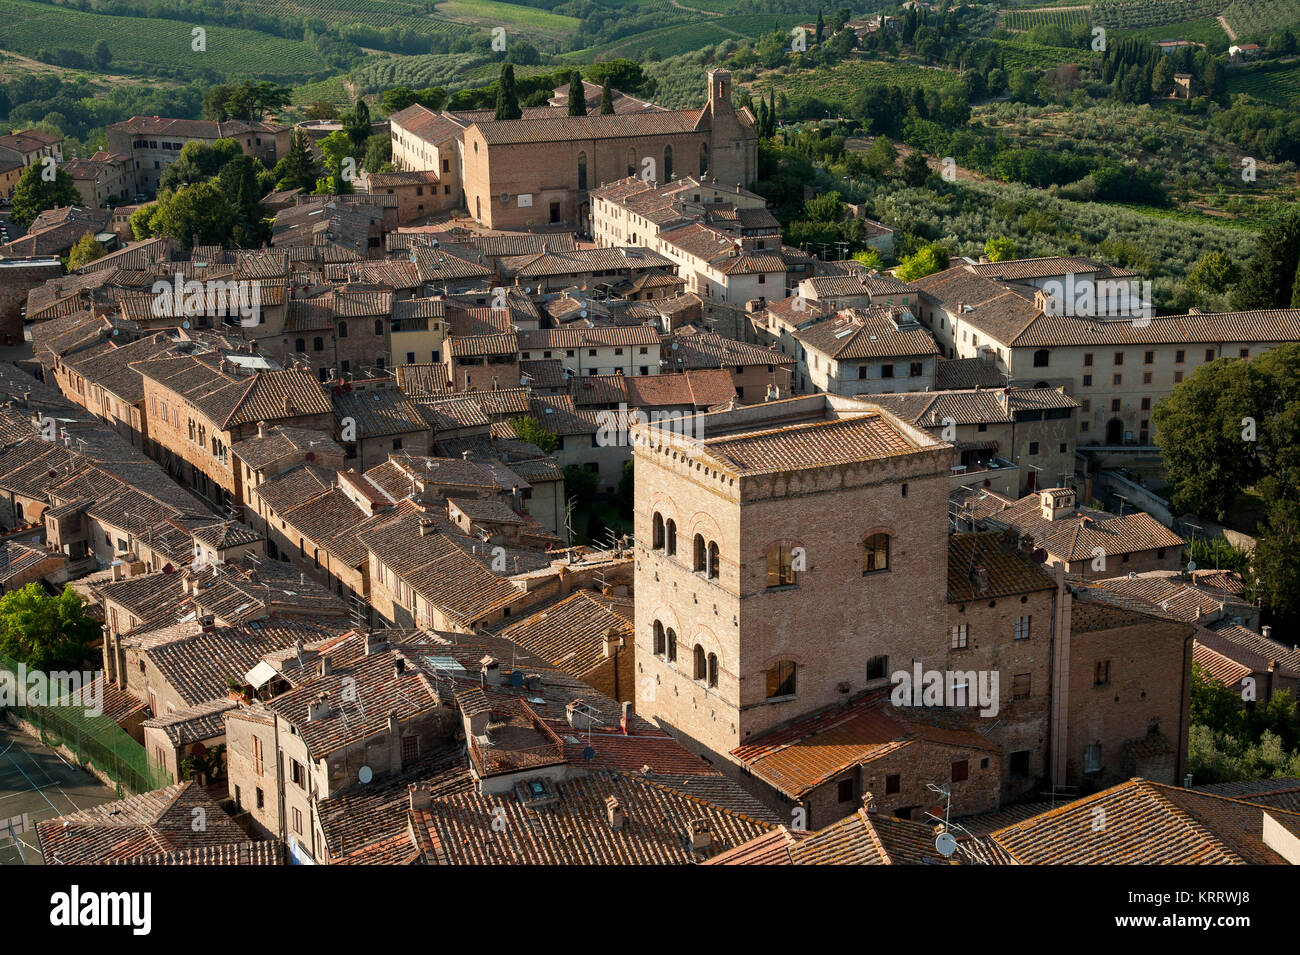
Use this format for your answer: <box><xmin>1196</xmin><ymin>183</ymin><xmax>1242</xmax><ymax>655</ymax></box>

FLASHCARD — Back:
<box><xmin>700</xmin><ymin>412</ymin><xmax>917</xmax><ymax>475</ymax></box>
<box><xmin>1009</xmin><ymin>309</ymin><xmax>1300</xmax><ymax>349</ymax></box>
<box><xmin>141</xmin><ymin>696</ymin><xmax>239</xmax><ymax>747</ymax></box>
<box><xmin>966</xmin><ymin>256</ymin><xmax>1134</xmax><ymax>282</ymax></box>
<box><xmin>411</xmin><ymin>768</ymin><xmax>777</xmax><ymax>865</ymax></box>
<box><xmin>387</xmin><ymin>104</ymin><xmax>466</xmax><ymax>145</ymax></box>
<box><xmin>946</xmin><ymin>532</ymin><xmax>1055</xmax><ymax>602</ymax></box>
<box><xmin>472</xmin><ymin>108</ymin><xmax>716</xmax><ymax>145</ymax></box>
<box><xmin>231</xmin><ymin>425</ymin><xmax>341</xmax><ymax>471</ymax></box>
<box><xmin>731</xmin><ymin>690</ymin><xmax>997</xmax><ymax>800</ymax></box>
<box><xmin>36</xmin><ymin>781</ymin><xmax>251</xmax><ymax>865</ymax></box>
<box><xmin>1204</xmin><ymin>621</ymin><xmax>1300</xmax><ymax>673</ymax></box>
<box><xmin>132</xmin><ymin>353</ymin><xmax>332</xmax><ymax>428</ymax></box>
<box><xmin>703</xmin><ymin>826</ymin><xmax>810</xmax><ymax>864</ymax></box>
<box><xmin>794</xmin><ymin>810</ymin><xmax>952</xmax><ymax>865</ymax></box>
<box><xmin>987</xmin><ymin>778</ymin><xmax>1300</xmax><ymax>864</ymax></box>
<box><xmin>494</xmin><ymin>590</ymin><xmax>633</xmax><ymax>680</ymax></box>
<box><xmin>501</xmin><ymin>245</ymin><xmax>673</xmax><ymax>278</ymax></box>
<box><xmin>663</xmin><ymin>325</ymin><xmax>792</xmax><ymax>371</ymax></box>
<box><xmin>108</xmin><ymin>841</ymin><xmax>283</xmax><ymax>865</ymax></box>
<box><xmin>334</xmin><ymin>388</ymin><xmax>426</xmax><ymax>438</ymax></box>
<box><xmin>624</xmin><ymin>368</ymin><xmax>736</xmax><ymax>408</ymax></box>
<box><xmin>518</xmin><ymin>323</ymin><xmax>660</xmax><ymax>350</ymax></box>
<box><xmin>979</xmin><ymin>492</ymin><xmax>1184</xmax><ymax>561</ymax></box>
<box><xmin>520</xmin><ymin>358</ymin><xmax>567</xmax><ymax>390</ymax></box>
<box><xmin>793</xmin><ymin>307</ymin><xmax>938</xmax><ymax>361</ymax></box>
<box><xmin>1194</xmin><ymin>641</ymin><xmax>1254</xmax><ymax>686</ymax></box>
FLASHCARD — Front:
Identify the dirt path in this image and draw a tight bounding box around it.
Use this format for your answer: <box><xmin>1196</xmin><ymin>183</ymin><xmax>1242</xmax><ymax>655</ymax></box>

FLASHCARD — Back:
<box><xmin>668</xmin><ymin>0</ymin><xmax>722</xmax><ymax>15</ymax></box>
<box><xmin>1217</xmin><ymin>14</ymin><xmax>1237</xmax><ymax>43</ymax></box>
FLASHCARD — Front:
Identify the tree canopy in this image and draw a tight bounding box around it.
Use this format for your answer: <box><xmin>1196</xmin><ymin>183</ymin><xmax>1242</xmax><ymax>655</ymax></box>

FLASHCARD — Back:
<box><xmin>0</xmin><ymin>585</ymin><xmax>98</xmax><ymax>672</ymax></box>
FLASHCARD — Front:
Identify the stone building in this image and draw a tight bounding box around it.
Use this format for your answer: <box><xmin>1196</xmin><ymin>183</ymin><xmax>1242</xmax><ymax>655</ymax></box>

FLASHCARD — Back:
<box><xmin>632</xmin><ymin>394</ymin><xmax>953</xmax><ymax>764</ymax></box>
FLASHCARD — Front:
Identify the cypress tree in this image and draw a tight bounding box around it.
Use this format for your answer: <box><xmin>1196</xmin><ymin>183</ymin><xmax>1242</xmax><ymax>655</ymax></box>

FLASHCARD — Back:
<box><xmin>567</xmin><ymin>70</ymin><xmax>586</xmax><ymax>116</ymax></box>
<box><xmin>600</xmin><ymin>81</ymin><xmax>614</xmax><ymax>114</ymax></box>
<box><xmin>494</xmin><ymin>63</ymin><xmax>522</xmax><ymax>121</ymax></box>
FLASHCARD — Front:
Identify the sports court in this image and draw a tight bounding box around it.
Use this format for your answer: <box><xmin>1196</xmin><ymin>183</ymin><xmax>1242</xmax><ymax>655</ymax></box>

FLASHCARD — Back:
<box><xmin>0</xmin><ymin>722</ymin><xmax>117</xmax><ymax>865</ymax></box>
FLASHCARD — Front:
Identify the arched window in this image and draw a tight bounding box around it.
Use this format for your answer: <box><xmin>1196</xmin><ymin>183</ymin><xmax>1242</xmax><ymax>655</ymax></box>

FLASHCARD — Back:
<box><xmin>707</xmin><ymin>541</ymin><xmax>720</xmax><ymax>580</ymax></box>
<box><xmin>765</xmin><ymin>544</ymin><xmax>798</xmax><ymax>588</ymax></box>
<box><xmin>862</xmin><ymin>533</ymin><xmax>890</xmax><ymax>574</ymax></box>
<box><xmin>693</xmin><ymin>534</ymin><xmax>707</xmax><ymax>572</ymax></box>
<box><xmin>313</xmin><ymin>337</ymin><xmax>324</xmax><ymax>352</ymax></box>
<box><xmin>652</xmin><ymin>512</ymin><xmax>665</xmax><ymax>550</ymax></box>
<box><xmin>765</xmin><ymin>660</ymin><xmax>797</xmax><ymax>699</ymax></box>
<box><xmin>627</xmin><ymin>149</ymin><xmax>637</xmax><ymax>178</ymax></box>
<box><xmin>295</xmin><ymin>338</ymin><xmax>305</xmax><ymax>352</ymax></box>
<box><xmin>1033</xmin><ymin>349</ymin><xmax>1049</xmax><ymax>368</ymax></box>
<box><xmin>699</xmin><ymin>143</ymin><xmax>708</xmax><ymax>177</ymax></box>
<box><xmin>338</xmin><ymin>321</ymin><xmax>348</xmax><ymax>338</ymax></box>
<box><xmin>693</xmin><ymin>644</ymin><xmax>706</xmax><ymax>680</ymax></box>
<box><xmin>374</xmin><ymin>319</ymin><xmax>383</xmax><ymax>336</ymax></box>
<box><xmin>665</xmin><ymin>519</ymin><xmax>677</xmax><ymax>556</ymax></box>
<box><xmin>666</xmin><ymin>628</ymin><xmax>677</xmax><ymax>662</ymax></box>
<box><xmin>663</xmin><ymin>144</ymin><xmax>673</xmax><ymax>181</ymax></box>
<box><xmin>577</xmin><ymin>151</ymin><xmax>588</xmax><ymax>191</ymax></box>
<box><xmin>653</xmin><ymin>620</ymin><xmax>665</xmax><ymax>656</ymax></box>
<box><xmin>707</xmin><ymin>652</ymin><xmax>718</xmax><ymax>688</ymax></box>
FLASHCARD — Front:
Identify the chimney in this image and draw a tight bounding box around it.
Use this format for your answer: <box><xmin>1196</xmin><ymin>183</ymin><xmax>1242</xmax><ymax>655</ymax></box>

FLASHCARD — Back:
<box><xmin>1263</xmin><ymin>624</ymin><xmax>1273</xmax><ymax>640</ymax></box>
<box><xmin>524</xmin><ymin>673</ymin><xmax>542</xmax><ymax>691</ymax></box>
<box><xmin>480</xmin><ymin>655</ymin><xmax>502</xmax><ymax>686</ymax></box>
<box><xmin>606</xmin><ymin>795</ymin><xmax>627</xmax><ymax>830</ymax></box>
<box><xmin>307</xmin><ymin>692</ymin><xmax>331</xmax><ymax>722</ymax></box>
<box><xmin>621</xmin><ymin>700</ymin><xmax>631</xmax><ymax>735</ymax></box>
<box><xmin>293</xmin><ymin>639</ymin><xmax>305</xmax><ymax>667</ymax></box>
<box><xmin>394</xmin><ymin>655</ymin><xmax>406</xmax><ymax>677</ymax></box>
<box><xmin>602</xmin><ymin>627</ymin><xmax>623</xmax><ymax>659</ymax></box>
<box><xmin>387</xmin><ymin>710</ymin><xmax>399</xmax><ymax>735</ymax></box>
<box><xmin>409</xmin><ymin>783</ymin><xmax>431</xmax><ymax>811</ymax></box>
<box><xmin>364</xmin><ymin>631</ymin><xmax>388</xmax><ymax>656</ymax></box>
<box><xmin>419</xmin><ymin>516</ymin><xmax>438</xmax><ymax>536</ymax></box>
<box><xmin>111</xmin><ymin>561</ymin><xmax>125</xmax><ymax>581</ymax></box>
<box><xmin>257</xmin><ymin>420</ymin><xmax>267</xmax><ymax>439</ymax></box>
<box><xmin>688</xmin><ymin>818</ymin><xmax>712</xmax><ymax>851</ymax></box>
<box><xmin>862</xmin><ymin>792</ymin><xmax>876</xmax><ymax>813</ymax></box>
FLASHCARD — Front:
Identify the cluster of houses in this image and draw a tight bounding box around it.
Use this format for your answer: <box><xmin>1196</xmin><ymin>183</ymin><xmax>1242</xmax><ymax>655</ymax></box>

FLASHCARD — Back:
<box><xmin>2</xmin><ymin>68</ymin><xmax>1300</xmax><ymax>865</ymax></box>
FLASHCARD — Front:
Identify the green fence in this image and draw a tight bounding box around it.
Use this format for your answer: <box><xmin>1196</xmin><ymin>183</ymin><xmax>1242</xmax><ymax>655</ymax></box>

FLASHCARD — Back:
<box><xmin>0</xmin><ymin>654</ymin><xmax>171</xmax><ymax>796</ymax></box>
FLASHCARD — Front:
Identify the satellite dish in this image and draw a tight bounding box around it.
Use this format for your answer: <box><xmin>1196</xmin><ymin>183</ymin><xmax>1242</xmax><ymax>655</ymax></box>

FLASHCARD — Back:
<box><xmin>935</xmin><ymin>832</ymin><xmax>958</xmax><ymax>858</ymax></box>
<box><xmin>508</xmin><ymin>670</ymin><xmax>524</xmax><ymax>687</ymax></box>
<box><xmin>582</xmin><ymin>746</ymin><xmax>596</xmax><ymax>761</ymax></box>
<box><xmin>580</xmin><ymin>310</ymin><xmax>587</xmax><ymax>318</ymax></box>
<box><xmin>1032</xmin><ymin>548</ymin><xmax>1048</xmax><ymax>564</ymax></box>
<box><xmin>1187</xmin><ymin>561</ymin><xmax>1197</xmax><ymax>572</ymax></box>
<box><xmin>182</xmin><ymin>321</ymin><xmax>190</xmax><ymax>330</ymax></box>
<box><xmin>358</xmin><ymin>765</ymin><xmax>373</xmax><ymax>784</ymax></box>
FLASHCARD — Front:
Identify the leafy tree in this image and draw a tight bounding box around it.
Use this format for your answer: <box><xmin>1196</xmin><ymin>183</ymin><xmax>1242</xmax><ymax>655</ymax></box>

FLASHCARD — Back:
<box><xmin>305</xmin><ymin>101</ymin><xmax>340</xmax><ymax>120</ymax></box>
<box><xmin>1190</xmin><ymin>663</ymin><xmax>1246</xmax><ymax>737</ymax></box>
<box><xmin>1251</xmin><ymin>499</ymin><xmax>1300</xmax><ymax>626</ymax></box>
<box><xmin>343</xmin><ymin>99</ymin><xmax>372</xmax><ymax>153</ymax></box>
<box><xmin>852</xmin><ymin>248</ymin><xmax>882</xmax><ymax>270</ymax></box>
<box><xmin>129</xmin><ymin>203</ymin><xmax>156</xmax><ymax>241</ymax></box>
<box><xmin>494</xmin><ymin>63</ymin><xmax>522</xmax><ymax>121</ymax></box>
<box><xmin>510</xmin><ymin>415</ymin><xmax>558</xmax><ymax>452</ymax></box>
<box><xmin>984</xmin><ymin>237</ymin><xmax>1015</xmax><ymax>262</ymax></box>
<box><xmin>314</xmin><ymin>131</ymin><xmax>357</xmax><ymax>195</ymax></box>
<box><xmin>1232</xmin><ymin>209</ymin><xmax>1300</xmax><ymax>311</ymax></box>
<box><xmin>1152</xmin><ymin>356</ymin><xmax>1267</xmax><ymax>520</ymax></box>
<box><xmin>896</xmin><ymin>242</ymin><xmax>947</xmax><ymax>281</ymax></box>
<box><xmin>600</xmin><ymin>81</ymin><xmax>614</xmax><ymax>115</ymax></box>
<box><xmin>381</xmin><ymin>87</ymin><xmax>416</xmax><ymax>114</ymax></box>
<box><xmin>274</xmin><ymin>129</ymin><xmax>321</xmax><ymax>193</ymax></box>
<box><xmin>564</xmin><ymin>463</ymin><xmax>599</xmax><ymax>503</ymax></box>
<box><xmin>900</xmin><ymin>150</ymin><xmax>931</xmax><ymax>187</ymax></box>
<box><xmin>862</xmin><ymin>137</ymin><xmax>897</xmax><ymax>178</ymax></box>
<box><xmin>1186</xmin><ymin>250</ymin><xmax>1241</xmax><ymax>303</ymax></box>
<box><xmin>804</xmin><ymin>191</ymin><xmax>844</xmax><ymax>223</ymax></box>
<box><xmin>91</xmin><ymin>39</ymin><xmax>110</xmax><ymax>70</ymax></box>
<box><xmin>567</xmin><ymin>70</ymin><xmax>587</xmax><ymax>117</ymax></box>
<box><xmin>66</xmin><ymin>232</ymin><xmax>106</xmax><ymax>271</ymax></box>
<box><xmin>0</xmin><ymin>584</ymin><xmax>98</xmax><ymax>672</ymax></box>
<box><xmin>143</xmin><ymin>181</ymin><xmax>238</xmax><ymax>249</ymax></box>
<box><xmin>10</xmin><ymin>163</ymin><xmax>80</xmax><ymax>228</ymax></box>
<box><xmin>363</xmin><ymin>134</ymin><xmax>392</xmax><ymax>174</ymax></box>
